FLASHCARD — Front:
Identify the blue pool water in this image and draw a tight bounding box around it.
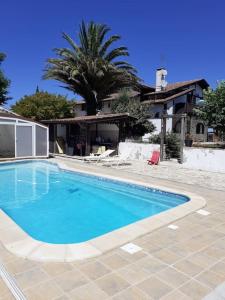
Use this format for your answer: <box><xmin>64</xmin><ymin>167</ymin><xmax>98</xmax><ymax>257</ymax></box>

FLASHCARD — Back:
<box><xmin>0</xmin><ymin>161</ymin><xmax>189</xmax><ymax>244</ymax></box>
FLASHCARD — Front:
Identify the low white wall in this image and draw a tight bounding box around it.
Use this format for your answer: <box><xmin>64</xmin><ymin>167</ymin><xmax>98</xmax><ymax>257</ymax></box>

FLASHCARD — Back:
<box><xmin>183</xmin><ymin>148</ymin><xmax>225</xmax><ymax>173</ymax></box>
<box><xmin>119</xmin><ymin>142</ymin><xmax>160</xmax><ymax>160</ymax></box>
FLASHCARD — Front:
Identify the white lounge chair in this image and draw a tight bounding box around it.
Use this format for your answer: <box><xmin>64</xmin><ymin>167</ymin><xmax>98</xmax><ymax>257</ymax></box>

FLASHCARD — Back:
<box><xmin>84</xmin><ymin>149</ymin><xmax>115</xmax><ymax>163</ymax></box>
<box><xmin>101</xmin><ymin>150</ymin><xmax>131</xmax><ymax>167</ymax></box>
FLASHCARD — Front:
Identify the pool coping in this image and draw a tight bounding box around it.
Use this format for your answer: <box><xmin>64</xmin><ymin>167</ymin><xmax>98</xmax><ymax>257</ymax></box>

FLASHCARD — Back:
<box><xmin>0</xmin><ymin>159</ymin><xmax>206</xmax><ymax>262</ymax></box>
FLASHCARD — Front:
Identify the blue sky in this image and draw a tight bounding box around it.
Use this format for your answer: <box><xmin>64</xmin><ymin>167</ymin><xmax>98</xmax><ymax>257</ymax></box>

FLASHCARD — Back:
<box><xmin>1</xmin><ymin>0</ymin><xmax>225</xmax><ymax>105</ymax></box>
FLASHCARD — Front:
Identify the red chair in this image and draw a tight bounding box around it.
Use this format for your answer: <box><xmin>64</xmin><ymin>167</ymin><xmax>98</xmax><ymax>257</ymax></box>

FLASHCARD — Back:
<box><xmin>147</xmin><ymin>151</ymin><xmax>160</xmax><ymax>165</ymax></box>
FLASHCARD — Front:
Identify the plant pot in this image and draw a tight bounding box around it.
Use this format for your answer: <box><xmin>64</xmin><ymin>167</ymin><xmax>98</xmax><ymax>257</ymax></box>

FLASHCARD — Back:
<box><xmin>185</xmin><ymin>139</ymin><xmax>193</xmax><ymax>147</ymax></box>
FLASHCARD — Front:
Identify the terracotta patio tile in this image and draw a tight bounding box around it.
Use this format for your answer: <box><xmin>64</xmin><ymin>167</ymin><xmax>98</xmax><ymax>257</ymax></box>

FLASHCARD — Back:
<box><xmin>112</xmin><ymin>286</ymin><xmax>150</xmax><ymax>300</ymax></box>
<box><xmin>14</xmin><ymin>267</ymin><xmax>50</xmax><ymax>290</ymax></box>
<box><xmin>187</xmin><ymin>252</ymin><xmax>219</xmax><ymax>269</ymax></box>
<box><xmin>156</xmin><ymin>267</ymin><xmax>190</xmax><ymax>288</ymax></box>
<box><xmin>152</xmin><ymin>248</ymin><xmax>183</xmax><ymax>265</ymax></box>
<box><xmin>174</xmin><ymin>258</ymin><xmax>203</xmax><ymax>277</ymax></box>
<box><xmin>99</xmin><ymin>253</ymin><xmax>129</xmax><ymax>270</ymax></box>
<box><xmin>196</xmin><ymin>270</ymin><xmax>225</xmax><ymax>289</ymax></box>
<box><xmin>210</xmin><ymin>261</ymin><xmax>225</xmax><ymax>276</ymax></box>
<box><xmin>161</xmin><ymin>289</ymin><xmax>191</xmax><ymax>300</ymax></box>
<box><xmin>134</xmin><ymin>256</ymin><xmax>167</xmax><ymax>275</ymax></box>
<box><xmin>69</xmin><ymin>282</ymin><xmax>108</xmax><ymax>300</ymax></box>
<box><xmin>23</xmin><ymin>280</ymin><xmax>64</xmax><ymax>300</ymax></box>
<box><xmin>53</xmin><ymin>269</ymin><xmax>89</xmax><ymax>293</ymax></box>
<box><xmin>0</xmin><ymin>278</ymin><xmax>11</xmax><ymax>298</ymax></box>
<box><xmin>95</xmin><ymin>273</ymin><xmax>130</xmax><ymax>296</ymax></box>
<box><xmin>41</xmin><ymin>262</ymin><xmax>73</xmax><ymax>277</ymax></box>
<box><xmin>5</xmin><ymin>258</ymin><xmax>37</xmax><ymax>275</ymax></box>
<box><xmin>136</xmin><ymin>276</ymin><xmax>172</xmax><ymax>299</ymax></box>
<box><xmin>179</xmin><ymin>279</ymin><xmax>211</xmax><ymax>300</ymax></box>
<box><xmin>78</xmin><ymin>260</ymin><xmax>111</xmax><ymax>280</ymax></box>
<box><xmin>117</xmin><ymin>263</ymin><xmax>150</xmax><ymax>285</ymax></box>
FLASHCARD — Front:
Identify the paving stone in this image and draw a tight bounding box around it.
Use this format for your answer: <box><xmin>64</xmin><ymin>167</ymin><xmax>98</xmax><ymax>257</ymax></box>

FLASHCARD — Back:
<box><xmin>174</xmin><ymin>258</ymin><xmax>203</xmax><ymax>277</ymax></box>
<box><xmin>68</xmin><ymin>282</ymin><xmax>108</xmax><ymax>300</ymax></box>
<box><xmin>137</xmin><ymin>276</ymin><xmax>172</xmax><ymax>299</ymax></box>
<box><xmin>78</xmin><ymin>260</ymin><xmax>111</xmax><ymax>280</ymax></box>
<box><xmin>53</xmin><ymin>269</ymin><xmax>89</xmax><ymax>293</ymax></box>
<box><xmin>196</xmin><ymin>270</ymin><xmax>225</xmax><ymax>289</ymax></box>
<box><xmin>95</xmin><ymin>273</ymin><xmax>130</xmax><ymax>296</ymax></box>
<box><xmin>179</xmin><ymin>279</ymin><xmax>211</xmax><ymax>300</ymax></box>
<box><xmin>156</xmin><ymin>266</ymin><xmax>190</xmax><ymax>288</ymax></box>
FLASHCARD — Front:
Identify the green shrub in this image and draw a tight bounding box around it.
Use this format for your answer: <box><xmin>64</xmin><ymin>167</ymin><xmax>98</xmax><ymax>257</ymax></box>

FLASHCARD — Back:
<box><xmin>149</xmin><ymin>132</ymin><xmax>181</xmax><ymax>159</ymax></box>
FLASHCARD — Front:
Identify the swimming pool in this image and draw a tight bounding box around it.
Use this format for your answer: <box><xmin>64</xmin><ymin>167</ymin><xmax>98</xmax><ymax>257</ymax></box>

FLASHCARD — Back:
<box><xmin>0</xmin><ymin>160</ymin><xmax>189</xmax><ymax>244</ymax></box>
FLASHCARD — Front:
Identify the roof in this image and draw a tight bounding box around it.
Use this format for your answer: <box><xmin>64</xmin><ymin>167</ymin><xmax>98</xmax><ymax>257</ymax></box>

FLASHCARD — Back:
<box><xmin>103</xmin><ymin>90</ymin><xmax>140</xmax><ymax>102</ymax></box>
<box><xmin>42</xmin><ymin>113</ymin><xmax>134</xmax><ymax>124</ymax></box>
<box><xmin>142</xmin><ymin>88</ymin><xmax>195</xmax><ymax>104</ymax></box>
<box><xmin>146</xmin><ymin>79</ymin><xmax>209</xmax><ymax>95</ymax></box>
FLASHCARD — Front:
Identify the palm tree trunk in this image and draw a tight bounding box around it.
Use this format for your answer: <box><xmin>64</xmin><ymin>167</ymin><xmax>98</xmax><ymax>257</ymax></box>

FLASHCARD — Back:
<box><xmin>86</xmin><ymin>96</ymin><xmax>97</xmax><ymax>115</ymax></box>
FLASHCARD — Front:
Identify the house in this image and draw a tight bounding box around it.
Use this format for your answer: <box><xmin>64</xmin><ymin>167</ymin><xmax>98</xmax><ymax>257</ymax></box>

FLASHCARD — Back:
<box><xmin>141</xmin><ymin>68</ymin><xmax>209</xmax><ymax>142</ymax></box>
<box><xmin>74</xmin><ymin>68</ymin><xmax>209</xmax><ymax>143</ymax></box>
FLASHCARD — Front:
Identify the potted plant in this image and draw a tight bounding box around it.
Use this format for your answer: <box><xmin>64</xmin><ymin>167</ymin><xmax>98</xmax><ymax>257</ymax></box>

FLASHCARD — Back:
<box><xmin>185</xmin><ymin>133</ymin><xmax>193</xmax><ymax>147</ymax></box>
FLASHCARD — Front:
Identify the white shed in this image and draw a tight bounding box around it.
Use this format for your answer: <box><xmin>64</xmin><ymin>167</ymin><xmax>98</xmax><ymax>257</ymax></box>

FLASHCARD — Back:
<box><xmin>0</xmin><ymin>107</ymin><xmax>48</xmax><ymax>159</ymax></box>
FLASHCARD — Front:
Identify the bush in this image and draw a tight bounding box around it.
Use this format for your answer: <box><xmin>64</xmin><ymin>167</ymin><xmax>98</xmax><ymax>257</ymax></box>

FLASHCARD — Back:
<box><xmin>165</xmin><ymin>133</ymin><xmax>180</xmax><ymax>159</ymax></box>
<box><xmin>149</xmin><ymin>132</ymin><xmax>181</xmax><ymax>159</ymax></box>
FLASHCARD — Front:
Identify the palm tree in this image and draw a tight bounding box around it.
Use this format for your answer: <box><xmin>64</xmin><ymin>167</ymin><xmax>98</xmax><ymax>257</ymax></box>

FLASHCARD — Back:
<box><xmin>44</xmin><ymin>21</ymin><xmax>139</xmax><ymax>115</ymax></box>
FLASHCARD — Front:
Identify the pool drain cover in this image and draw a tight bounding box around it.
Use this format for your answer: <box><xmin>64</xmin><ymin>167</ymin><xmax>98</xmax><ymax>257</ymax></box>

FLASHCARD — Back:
<box><xmin>120</xmin><ymin>243</ymin><xmax>142</xmax><ymax>254</ymax></box>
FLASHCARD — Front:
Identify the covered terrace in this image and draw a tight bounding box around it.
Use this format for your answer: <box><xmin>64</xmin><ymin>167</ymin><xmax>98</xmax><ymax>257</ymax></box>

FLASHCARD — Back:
<box><xmin>42</xmin><ymin>113</ymin><xmax>134</xmax><ymax>156</ymax></box>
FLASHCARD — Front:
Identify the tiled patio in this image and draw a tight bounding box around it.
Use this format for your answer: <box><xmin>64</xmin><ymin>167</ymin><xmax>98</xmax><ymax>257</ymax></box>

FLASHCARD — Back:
<box><xmin>1</xmin><ymin>158</ymin><xmax>225</xmax><ymax>300</ymax></box>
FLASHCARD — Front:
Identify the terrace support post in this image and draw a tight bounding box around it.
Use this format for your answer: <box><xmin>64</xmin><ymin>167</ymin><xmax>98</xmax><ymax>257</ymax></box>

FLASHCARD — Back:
<box><xmin>160</xmin><ymin>115</ymin><xmax>167</xmax><ymax>161</ymax></box>
<box><xmin>53</xmin><ymin>124</ymin><xmax>57</xmax><ymax>153</ymax></box>
<box><xmin>85</xmin><ymin>124</ymin><xmax>91</xmax><ymax>156</ymax></box>
<box><xmin>179</xmin><ymin>114</ymin><xmax>186</xmax><ymax>164</ymax></box>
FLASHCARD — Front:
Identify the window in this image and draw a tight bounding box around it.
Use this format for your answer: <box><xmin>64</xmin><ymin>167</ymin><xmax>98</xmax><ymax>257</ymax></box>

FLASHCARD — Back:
<box><xmin>155</xmin><ymin>112</ymin><xmax>160</xmax><ymax>118</ymax></box>
<box><xmin>196</xmin><ymin>123</ymin><xmax>204</xmax><ymax>134</ymax></box>
<box><xmin>108</xmin><ymin>102</ymin><xmax>111</xmax><ymax>108</ymax></box>
<box><xmin>187</xmin><ymin>94</ymin><xmax>192</xmax><ymax>103</ymax></box>
<box><xmin>174</xmin><ymin>103</ymin><xmax>185</xmax><ymax>114</ymax></box>
<box><xmin>81</xmin><ymin>103</ymin><xmax>86</xmax><ymax>111</ymax></box>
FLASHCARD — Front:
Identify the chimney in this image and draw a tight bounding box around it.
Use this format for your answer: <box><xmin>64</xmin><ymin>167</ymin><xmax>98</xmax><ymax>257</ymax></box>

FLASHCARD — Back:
<box><xmin>155</xmin><ymin>68</ymin><xmax>168</xmax><ymax>92</ymax></box>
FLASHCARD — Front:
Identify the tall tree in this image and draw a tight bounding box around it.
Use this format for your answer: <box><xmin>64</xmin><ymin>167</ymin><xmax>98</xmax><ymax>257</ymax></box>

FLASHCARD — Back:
<box><xmin>44</xmin><ymin>21</ymin><xmax>139</xmax><ymax>115</ymax></box>
<box><xmin>0</xmin><ymin>53</ymin><xmax>10</xmax><ymax>105</ymax></box>
<box><xmin>195</xmin><ymin>81</ymin><xmax>225</xmax><ymax>136</ymax></box>
<box><xmin>12</xmin><ymin>92</ymin><xmax>74</xmax><ymax>121</ymax></box>
<box><xmin>112</xmin><ymin>88</ymin><xmax>155</xmax><ymax>136</ymax></box>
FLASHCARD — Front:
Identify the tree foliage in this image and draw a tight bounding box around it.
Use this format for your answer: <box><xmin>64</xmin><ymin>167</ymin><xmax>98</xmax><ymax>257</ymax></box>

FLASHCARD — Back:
<box><xmin>44</xmin><ymin>21</ymin><xmax>139</xmax><ymax>115</ymax></box>
<box><xmin>195</xmin><ymin>81</ymin><xmax>225</xmax><ymax>134</ymax></box>
<box><xmin>0</xmin><ymin>53</ymin><xmax>10</xmax><ymax>105</ymax></box>
<box><xmin>12</xmin><ymin>91</ymin><xmax>74</xmax><ymax>121</ymax></box>
<box><xmin>112</xmin><ymin>88</ymin><xmax>155</xmax><ymax>136</ymax></box>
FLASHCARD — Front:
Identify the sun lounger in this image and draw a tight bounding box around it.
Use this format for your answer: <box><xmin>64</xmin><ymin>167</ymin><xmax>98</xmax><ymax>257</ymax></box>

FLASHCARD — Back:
<box><xmin>147</xmin><ymin>151</ymin><xmax>160</xmax><ymax>165</ymax></box>
<box><xmin>84</xmin><ymin>149</ymin><xmax>115</xmax><ymax>163</ymax></box>
<box><xmin>101</xmin><ymin>150</ymin><xmax>131</xmax><ymax>167</ymax></box>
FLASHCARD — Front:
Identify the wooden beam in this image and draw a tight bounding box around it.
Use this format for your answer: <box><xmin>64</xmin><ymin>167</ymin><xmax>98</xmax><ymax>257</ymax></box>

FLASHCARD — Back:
<box><xmin>160</xmin><ymin>116</ymin><xmax>166</xmax><ymax>161</ymax></box>
<box><xmin>179</xmin><ymin>115</ymin><xmax>186</xmax><ymax>163</ymax></box>
<box><xmin>85</xmin><ymin>124</ymin><xmax>91</xmax><ymax>156</ymax></box>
